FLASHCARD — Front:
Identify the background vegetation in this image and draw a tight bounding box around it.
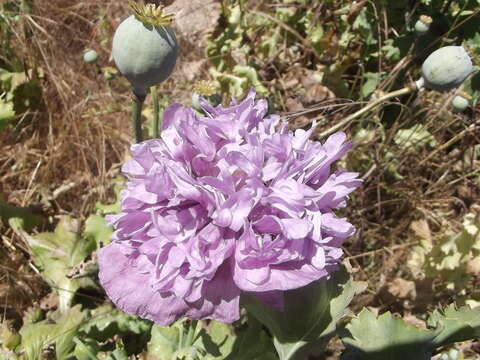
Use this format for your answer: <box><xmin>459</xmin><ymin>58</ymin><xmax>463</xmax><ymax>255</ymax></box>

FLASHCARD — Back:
<box><xmin>0</xmin><ymin>0</ymin><xmax>479</xmax><ymax>359</ymax></box>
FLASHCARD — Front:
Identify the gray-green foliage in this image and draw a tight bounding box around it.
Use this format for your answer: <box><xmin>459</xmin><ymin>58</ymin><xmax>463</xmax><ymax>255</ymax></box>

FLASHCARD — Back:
<box><xmin>207</xmin><ymin>5</ymin><xmax>267</xmax><ymax>97</ymax></box>
<box><xmin>341</xmin><ymin>309</ymin><xmax>436</xmax><ymax>360</ymax></box>
<box><xmin>147</xmin><ymin>318</ymin><xmax>277</xmax><ymax>360</ymax></box>
<box><xmin>0</xmin><ymin>68</ymin><xmax>42</xmax><ymax>130</ymax></box>
<box><xmin>3</xmin><ymin>304</ymin><xmax>153</xmax><ymax>360</ymax></box>
<box><xmin>18</xmin><ymin>305</ymin><xmax>85</xmax><ymax>360</ymax></box>
<box><xmin>341</xmin><ymin>304</ymin><xmax>480</xmax><ymax>360</ymax></box>
<box><xmin>243</xmin><ymin>268</ymin><xmax>366</xmax><ymax>360</ymax></box>
<box><xmin>79</xmin><ymin>305</ymin><xmax>151</xmax><ymax>341</ymax></box>
<box><xmin>0</xmin><ymin>1</ymin><xmax>42</xmax><ymax>129</ymax></box>
<box><xmin>394</xmin><ymin>124</ymin><xmax>438</xmax><ymax>150</ymax></box>
<box><xmin>408</xmin><ymin>212</ymin><xmax>480</xmax><ymax>291</ymax></box>
<box><xmin>428</xmin><ymin>304</ymin><xmax>480</xmax><ymax>347</ymax></box>
<box><xmin>19</xmin><ymin>216</ymin><xmax>97</xmax><ymax>313</ymax></box>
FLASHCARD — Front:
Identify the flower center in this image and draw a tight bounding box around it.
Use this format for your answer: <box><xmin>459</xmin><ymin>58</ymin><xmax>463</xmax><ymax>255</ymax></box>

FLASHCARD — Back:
<box><xmin>129</xmin><ymin>1</ymin><xmax>175</xmax><ymax>27</ymax></box>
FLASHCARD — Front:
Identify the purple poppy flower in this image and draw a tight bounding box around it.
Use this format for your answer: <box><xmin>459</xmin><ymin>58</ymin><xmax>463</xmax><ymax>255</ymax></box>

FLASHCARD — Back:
<box><xmin>98</xmin><ymin>89</ymin><xmax>362</xmax><ymax>325</ymax></box>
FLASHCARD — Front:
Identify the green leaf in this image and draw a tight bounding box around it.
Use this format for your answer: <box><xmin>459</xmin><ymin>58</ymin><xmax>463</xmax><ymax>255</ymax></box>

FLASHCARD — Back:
<box><xmin>408</xmin><ymin>212</ymin><xmax>480</xmax><ymax>290</ymax></box>
<box><xmin>342</xmin><ymin>304</ymin><xmax>480</xmax><ymax>359</ymax></box>
<box><xmin>23</xmin><ymin>216</ymin><xmax>96</xmax><ymax>313</ymax></box>
<box><xmin>341</xmin><ymin>309</ymin><xmax>436</xmax><ymax>360</ymax></box>
<box><xmin>243</xmin><ymin>268</ymin><xmax>365</xmax><ymax>360</ymax></box>
<box><xmin>84</xmin><ymin>214</ymin><xmax>113</xmax><ymax>247</ymax></box>
<box><xmin>233</xmin><ymin>65</ymin><xmax>268</xmax><ymax>96</ymax></box>
<box><xmin>462</xmin><ymin>68</ymin><xmax>480</xmax><ymax>105</ymax></box>
<box><xmin>53</xmin><ymin>305</ymin><xmax>87</xmax><ymax>359</ymax></box>
<box><xmin>95</xmin><ymin>177</ymin><xmax>124</xmax><ymax>215</ymax></box>
<box><xmin>225</xmin><ymin>316</ymin><xmax>277</xmax><ymax>360</ymax></box>
<box><xmin>18</xmin><ymin>321</ymin><xmax>56</xmax><ymax>360</ymax></box>
<box><xmin>428</xmin><ymin>304</ymin><xmax>480</xmax><ymax>347</ymax></box>
<box><xmin>0</xmin><ymin>321</ymin><xmax>21</xmax><ymax>353</ymax></box>
<box><xmin>147</xmin><ymin>322</ymin><xmax>188</xmax><ymax>360</ymax></box>
<box><xmin>360</xmin><ymin>72</ymin><xmax>382</xmax><ymax>99</ymax></box>
<box><xmin>78</xmin><ymin>305</ymin><xmax>151</xmax><ymax>356</ymax></box>
<box><xmin>95</xmin><ymin>201</ymin><xmax>121</xmax><ymax>215</ymax></box>
<box><xmin>148</xmin><ymin>320</ymin><xmax>224</xmax><ymax>360</ymax></box>
<box><xmin>19</xmin><ymin>305</ymin><xmax>86</xmax><ymax>360</ymax></box>
<box><xmin>197</xmin><ymin>321</ymin><xmax>235</xmax><ymax>359</ymax></box>
<box><xmin>11</xmin><ymin>78</ymin><xmax>42</xmax><ymax>115</ymax></box>
<box><xmin>394</xmin><ymin>124</ymin><xmax>437</xmax><ymax>150</ymax></box>
<box><xmin>73</xmin><ymin>337</ymin><xmax>100</xmax><ymax>360</ymax></box>
<box><xmin>109</xmin><ymin>344</ymin><xmax>129</xmax><ymax>360</ymax></box>
<box><xmin>351</xmin><ymin>8</ymin><xmax>377</xmax><ymax>47</ymax></box>
<box><xmin>0</xmin><ymin>99</ymin><xmax>15</xmax><ymax>129</ymax></box>
<box><xmin>79</xmin><ymin>304</ymin><xmax>151</xmax><ymax>342</ymax></box>
<box><xmin>149</xmin><ymin>318</ymin><xmax>275</xmax><ymax>360</ymax></box>
<box><xmin>381</xmin><ymin>39</ymin><xmax>401</xmax><ymax>61</ymax></box>
<box><xmin>148</xmin><ymin>319</ymin><xmax>261</xmax><ymax>360</ymax></box>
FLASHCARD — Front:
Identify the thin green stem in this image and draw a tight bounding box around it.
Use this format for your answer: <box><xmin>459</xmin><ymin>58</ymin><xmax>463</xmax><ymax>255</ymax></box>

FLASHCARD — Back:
<box><xmin>152</xmin><ymin>86</ymin><xmax>160</xmax><ymax>138</ymax></box>
<box><xmin>220</xmin><ymin>0</ymin><xmax>227</xmax><ymax>17</ymax></box>
<box><xmin>186</xmin><ymin>320</ymin><xmax>198</xmax><ymax>346</ymax></box>
<box><xmin>318</xmin><ymin>84</ymin><xmax>417</xmax><ymax>139</ymax></box>
<box><xmin>132</xmin><ymin>91</ymin><xmax>146</xmax><ymax>143</ymax></box>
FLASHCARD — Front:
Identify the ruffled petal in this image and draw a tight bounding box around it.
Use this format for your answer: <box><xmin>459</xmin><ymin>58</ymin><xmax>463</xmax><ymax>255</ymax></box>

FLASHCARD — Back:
<box><xmin>98</xmin><ymin>89</ymin><xmax>361</xmax><ymax>325</ymax></box>
<box><xmin>99</xmin><ymin>242</ymin><xmax>241</xmax><ymax>324</ymax></box>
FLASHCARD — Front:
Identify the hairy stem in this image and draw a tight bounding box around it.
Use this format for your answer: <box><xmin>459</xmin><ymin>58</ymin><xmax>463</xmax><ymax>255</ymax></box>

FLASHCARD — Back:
<box><xmin>318</xmin><ymin>83</ymin><xmax>419</xmax><ymax>138</ymax></box>
<box><xmin>132</xmin><ymin>91</ymin><xmax>146</xmax><ymax>143</ymax></box>
<box><xmin>186</xmin><ymin>320</ymin><xmax>198</xmax><ymax>346</ymax></box>
<box><xmin>152</xmin><ymin>86</ymin><xmax>160</xmax><ymax>138</ymax></box>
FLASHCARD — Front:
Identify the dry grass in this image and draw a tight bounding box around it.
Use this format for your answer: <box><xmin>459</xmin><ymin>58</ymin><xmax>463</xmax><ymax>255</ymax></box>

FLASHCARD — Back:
<box><xmin>0</xmin><ymin>0</ymin><xmax>217</xmax><ymax>316</ymax></box>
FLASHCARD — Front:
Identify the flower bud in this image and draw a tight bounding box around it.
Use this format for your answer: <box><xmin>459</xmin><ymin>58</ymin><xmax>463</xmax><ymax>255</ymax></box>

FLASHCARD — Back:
<box><xmin>421</xmin><ymin>46</ymin><xmax>472</xmax><ymax>91</ymax></box>
<box><xmin>414</xmin><ymin>15</ymin><xmax>432</xmax><ymax>35</ymax></box>
<box><xmin>192</xmin><ymin>80</ymin><xmax>221</xmax><ymax>111</ymax></box>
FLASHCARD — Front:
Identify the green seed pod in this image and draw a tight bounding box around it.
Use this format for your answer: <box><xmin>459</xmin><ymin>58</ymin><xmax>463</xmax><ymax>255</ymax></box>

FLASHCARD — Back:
<box><xmin>414</xmin><ymin>15</ymin><xmax>432</xmax><ymax>35</ymax></box>
<box><xmin>112</xmin><ymin>4</ymin><xmax>178</xmax><ymax>97</ymax></box>
<box><xmin>421</xmin><ymin>46</ymin><xmax>472</xmax><ymax>91</ymax></box>
<box><xmin>83</xmin><ymin>49</ymin><xmax>98</xmax><ymax>64</ymax></box>
<box><xmin>452</xmin><ymin>91</ymin><xmax>472</xmax><ymax>112</ymax></box>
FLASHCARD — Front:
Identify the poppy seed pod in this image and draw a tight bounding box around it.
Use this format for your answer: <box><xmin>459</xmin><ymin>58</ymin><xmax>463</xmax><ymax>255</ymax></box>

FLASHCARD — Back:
<box><xmin>414</xmin><ymin>15</ymin><xmax>432</xmax><ymax>35</ymax></box>
<box><xmin>421</xmin><ymin>46</ymin><xmax>472</xmax><ymax>91</ymax></box>
<box><xmin>83</xmin><ymin>49</ymin><xmax>98</xmax><ymax>64</ymax></box>
<box><xmin>452</xmin><ymin>91</ymin><xmax>472</xmax><ymax>112</ymax></box>
<box><xmin>112</xmin><ymin>4</ymin><xmax>178</xmax><ymax>96</ymax></box>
